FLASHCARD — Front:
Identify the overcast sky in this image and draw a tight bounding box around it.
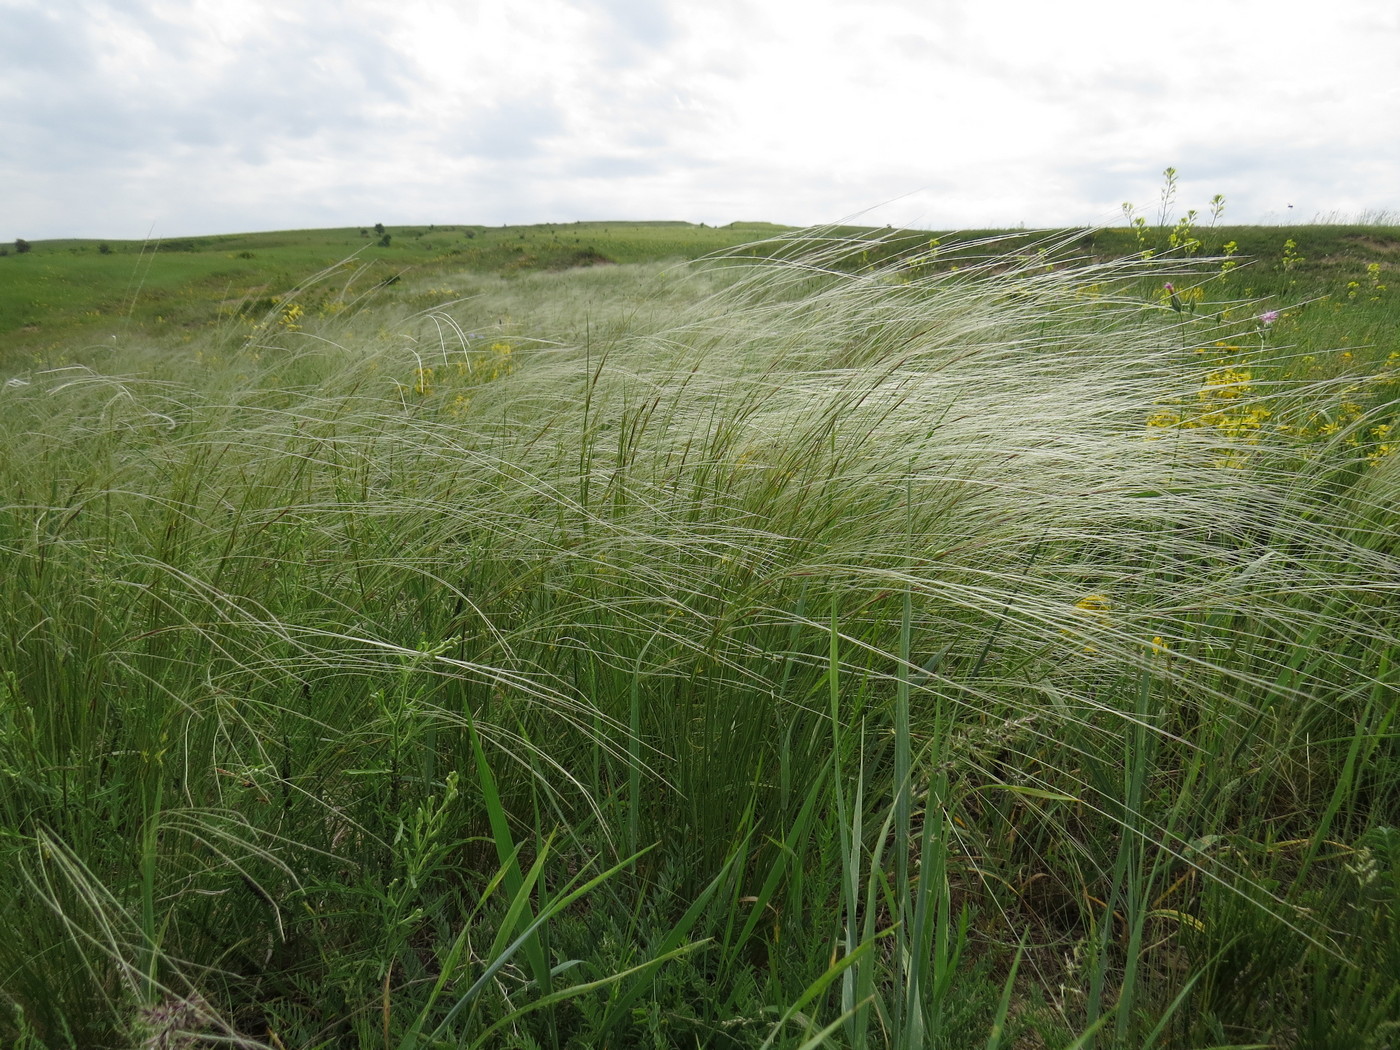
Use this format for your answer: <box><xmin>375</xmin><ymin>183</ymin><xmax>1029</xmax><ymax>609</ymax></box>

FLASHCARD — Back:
<box><xmin>4</xmin><ymin>0</ymin><xmax>1399</xmax><ymax>241</ymax></box>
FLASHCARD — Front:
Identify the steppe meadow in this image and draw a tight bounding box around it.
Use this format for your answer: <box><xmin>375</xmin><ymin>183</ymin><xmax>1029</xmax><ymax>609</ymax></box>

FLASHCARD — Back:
<box><xmin>2</xmin><ymin>197</ymin><xmax>1398</xmax><ymax>1048</ymax></box>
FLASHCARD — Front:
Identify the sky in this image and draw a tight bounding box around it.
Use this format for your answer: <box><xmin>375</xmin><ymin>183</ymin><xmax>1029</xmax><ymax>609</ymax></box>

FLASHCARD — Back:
<box><xmin>4</xmin><ymin>0</ymin><xmax>1399</xmax><ymax>241</ymax></box>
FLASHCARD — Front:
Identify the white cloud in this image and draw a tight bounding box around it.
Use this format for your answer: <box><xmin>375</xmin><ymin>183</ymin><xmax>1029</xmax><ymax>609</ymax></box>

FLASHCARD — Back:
<box><xmin>2</xmin><ymin>0</ymin><xmax>1397</xmax><ymax>239</ymax></box>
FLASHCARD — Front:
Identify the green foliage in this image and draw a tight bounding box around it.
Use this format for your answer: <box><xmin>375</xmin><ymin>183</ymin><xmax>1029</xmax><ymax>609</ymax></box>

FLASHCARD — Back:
<box><xmin>1</xmin><ymin>225</ymin><xmax>1398</xmax><ymax>1047</ymax></box>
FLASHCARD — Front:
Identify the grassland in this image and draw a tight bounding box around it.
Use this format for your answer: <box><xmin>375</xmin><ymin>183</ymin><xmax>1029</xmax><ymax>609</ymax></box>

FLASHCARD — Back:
<box><xmin>0</xmin><ymin>223</ymin><xmax>790</xmax><ymax>363</ymax></box>
<box><xmin>4</xmin><ymin>220</ymin><xmax>1396</xmax><ymax>365</ymax></box>
<box><xmin>1</xmin><ymin>219</ymin><xmax>1398</xmax><ymax>1049</ymax></box>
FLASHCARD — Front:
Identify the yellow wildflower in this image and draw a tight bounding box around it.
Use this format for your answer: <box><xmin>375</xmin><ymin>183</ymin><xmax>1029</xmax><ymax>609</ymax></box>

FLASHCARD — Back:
<box><xmin>1074</xmin><ymin>594</ymin><xmax>1111</xmax><ymax>616</ymax></box>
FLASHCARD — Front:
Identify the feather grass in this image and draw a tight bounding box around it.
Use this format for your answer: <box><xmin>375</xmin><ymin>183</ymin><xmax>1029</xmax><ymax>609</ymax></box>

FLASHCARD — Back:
<box><xmin>1</xmin><ymin>232</ymin><xmax>1397</xmax><ymax>1046</ymax></box>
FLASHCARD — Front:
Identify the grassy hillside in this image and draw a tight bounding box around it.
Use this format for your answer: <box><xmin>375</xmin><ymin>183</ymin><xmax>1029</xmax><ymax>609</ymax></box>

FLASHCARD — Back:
<box><xmin>0</xmin><ymin>222</ymin><xmax>790</xmax><ymax>362</ymax></box>
<box><xmin>1</xmin><ymin>223</ymin><xmax>1398</xmax><ymax>1048</ymax></box>
<box><xmin>5</xmin><ymin>219</ymin><xmax>1397</xmax><ymax>366</ymax></box>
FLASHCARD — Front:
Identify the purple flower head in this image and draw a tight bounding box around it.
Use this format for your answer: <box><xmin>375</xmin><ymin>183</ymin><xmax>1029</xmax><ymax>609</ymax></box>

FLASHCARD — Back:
<box><xmin>1259</xmin><ymin>310</ymin><xmax>1280</xmax><ymax>326</ymax></box>
<box><xmin>1163</xmin><ymin>282</ymin><xmax>1175</xmax><ymax>292</ymax></box>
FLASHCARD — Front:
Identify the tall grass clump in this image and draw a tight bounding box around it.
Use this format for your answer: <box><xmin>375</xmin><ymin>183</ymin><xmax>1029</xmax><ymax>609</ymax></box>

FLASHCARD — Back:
<box><xmin>1</xmin><ymin>232</ymin><xmax>1397</xmax><ymax>1048</ymax></box>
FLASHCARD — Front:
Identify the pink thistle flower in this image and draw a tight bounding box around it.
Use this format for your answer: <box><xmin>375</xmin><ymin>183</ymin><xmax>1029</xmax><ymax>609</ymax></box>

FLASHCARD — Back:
<box><xmin>1259</xmin><ymin>310</ymin><xmax>1280</xmax><ymax>326</ymax></box>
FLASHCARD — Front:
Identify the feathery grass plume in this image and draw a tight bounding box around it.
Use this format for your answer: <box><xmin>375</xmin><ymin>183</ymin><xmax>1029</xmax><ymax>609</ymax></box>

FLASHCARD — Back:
<box><xmin>1</xmin><ymin>230</ymin><xmax>1396</xmax><ymax>1045</ymax></box>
